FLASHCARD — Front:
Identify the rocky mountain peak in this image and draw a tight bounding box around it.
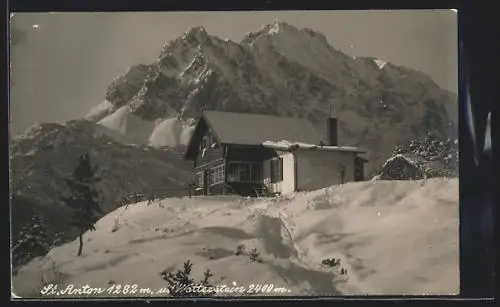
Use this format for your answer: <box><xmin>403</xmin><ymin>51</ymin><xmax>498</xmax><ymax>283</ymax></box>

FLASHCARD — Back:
<box><xmin>85</xmin><ymin>22</ymin><xmax>457</xmax><ymax>175</ymax></box>
<box><xmin>181</xmin><ymin>26</ymin><xmax>211</xmax><ymax>43</ymax></box>
<box><xmin>242</xmin><ymin>20</ymin><xmax>329</xmax><ymax>48</ymax></box>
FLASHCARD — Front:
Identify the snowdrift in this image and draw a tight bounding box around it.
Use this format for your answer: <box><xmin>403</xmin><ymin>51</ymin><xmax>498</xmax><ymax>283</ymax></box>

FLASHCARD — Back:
<box><xmin>13</xmin><ymin>178</ymin><xmax>459</xmax><ymax>297</ymax></box>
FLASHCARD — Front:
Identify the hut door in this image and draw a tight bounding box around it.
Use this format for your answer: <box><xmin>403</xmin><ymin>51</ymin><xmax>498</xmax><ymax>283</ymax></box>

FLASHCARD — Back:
<box><xmin>354</xmin><ymin>158</ymin><xmax>365</xmax><ymax>181</ymax></box>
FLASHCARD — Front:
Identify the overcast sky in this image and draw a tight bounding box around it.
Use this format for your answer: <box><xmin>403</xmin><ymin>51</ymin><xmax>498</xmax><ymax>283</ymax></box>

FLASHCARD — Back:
<box><xmin>10</xmin><ymin>10</ymin><xmax>457</xmax><ymax>135</ymax></box>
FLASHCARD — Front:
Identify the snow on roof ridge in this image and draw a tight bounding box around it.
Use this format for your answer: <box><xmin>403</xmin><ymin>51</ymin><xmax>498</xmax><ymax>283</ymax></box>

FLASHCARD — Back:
<box><xmin>262</xmin><ymin>140</ymin><xmax>364</xmax><ymax>152</ymax></box>
<box><xmin>381</xmin><ymin>153</ymin><xmax>422</xmax><ymax>169</ymax></box>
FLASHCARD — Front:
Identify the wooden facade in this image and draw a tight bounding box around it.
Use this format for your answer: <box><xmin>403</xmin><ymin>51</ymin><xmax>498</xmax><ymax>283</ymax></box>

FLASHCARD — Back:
<box><xmin>185</xmin><ymin>118</ymin><xmax>280</xmax><ymax>196</ymax></box>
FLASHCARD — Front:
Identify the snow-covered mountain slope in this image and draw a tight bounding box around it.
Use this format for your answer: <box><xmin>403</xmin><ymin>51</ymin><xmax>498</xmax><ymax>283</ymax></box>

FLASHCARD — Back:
<box><xmin>92</xmin><ymin>105</ymin><xmax>195</xmax><ymax>147</ymax></box>
<box><xmin>13</xmin><ymin>178</ymin><xmax>459</xmax><ymax>297</ymax></box>
<box><xmin>85</xmin><ymin>100</ymin><xmax>115</xmax><ymax>122</ymax></box>
<box><xmin>88</xmin><ymin>21</ymin><xmax>457</xmax><ymax>175</ymax></box>
<box><xmin>10</xmin><ymin>119</ymin><xmax>192</xmax><ymax>242</ymax></box>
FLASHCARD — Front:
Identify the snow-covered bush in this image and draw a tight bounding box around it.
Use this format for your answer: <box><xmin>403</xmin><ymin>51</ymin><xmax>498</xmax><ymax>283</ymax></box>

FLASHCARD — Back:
<box><xmin>12</xmin><ymin>214</ymin><xmax>50</xmax><ymax>269</ymax></box>
<box><xmin>234</xmin><ymin>244</ymin><xmax>246</xmax><ymax>256</ymax></box>
<box><xmin>321</xmin><ymin>257</ymin><xmax>341</xmax><ymax>268</ymax></box>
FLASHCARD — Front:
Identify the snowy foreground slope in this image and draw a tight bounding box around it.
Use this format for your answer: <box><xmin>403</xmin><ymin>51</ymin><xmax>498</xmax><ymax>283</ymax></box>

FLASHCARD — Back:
<box><xmin>13</xmin><ymin>178</ymin><xmax>459</xmax><ymax>297</ymax></box>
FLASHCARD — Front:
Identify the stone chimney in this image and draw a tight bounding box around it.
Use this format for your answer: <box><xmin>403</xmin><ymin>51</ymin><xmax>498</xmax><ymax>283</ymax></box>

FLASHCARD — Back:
<box><xmin>327</xmin><ymin>118</ymin><xmax>338</xmax><ymax>146</ymax></box>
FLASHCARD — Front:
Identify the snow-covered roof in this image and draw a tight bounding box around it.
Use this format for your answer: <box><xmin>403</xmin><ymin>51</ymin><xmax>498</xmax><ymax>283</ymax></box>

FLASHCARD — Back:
<box><xmin>262</xmin><ymin>140</ymin><xmax>365</xmax><ymax>153</ymax></box>
<box><xmin>202</xmin><ymin>111</ymin><xmax>320</xmax><ymax>146</ymax></box>
<box><xmin>184</xmin><ymin>111</ymin><xmax>368</xmax><ymax>160</ymax></box>
<box><xmin>381</xmin><ymin>154</ymin><xmax>424</xmax><ymax>169</ymax></box>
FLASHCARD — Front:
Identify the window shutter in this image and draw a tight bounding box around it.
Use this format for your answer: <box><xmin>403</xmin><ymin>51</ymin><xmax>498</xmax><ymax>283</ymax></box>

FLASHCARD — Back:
<box><xmin>270</xmin><ymin>158</ymin><xmax>283</xmax><ymax>183</ymax></box>
<box><xmin>279</xmin><ymin>158</ymin><xmax>283</xmax><ymax>181</ymax></box>
<box><xmin>270</xmin><ymin>159</ymin><xmax>276</xmax><ymax>183</ymax></box>
<box><xmin>270</xmin><ymin>160</ymin><xmax>274</xmax><ymax>183</ymax></box>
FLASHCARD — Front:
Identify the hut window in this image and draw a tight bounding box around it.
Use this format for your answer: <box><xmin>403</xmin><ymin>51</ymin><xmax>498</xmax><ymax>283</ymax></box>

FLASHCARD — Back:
<box><xmin>209</xmin><ymin>164</ymin><xmax>225</xmax><ymax>185</ymax></box>
<box><xmin>195</xmin><ymin>171</ymin><xmax>203</xmax><ymax>187</ymax></box>
<box><xmin>227</xmin><ymin>162</ymin><xmax>262</xmax><ymax>183</ymax></box>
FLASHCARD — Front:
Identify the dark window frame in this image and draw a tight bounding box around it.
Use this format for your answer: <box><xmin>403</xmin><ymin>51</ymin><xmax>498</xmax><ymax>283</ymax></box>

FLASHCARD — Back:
<box><xmin>227</xmin><ymin>161</ymin><xmax>262</xmax><ymax>183</ymax></box>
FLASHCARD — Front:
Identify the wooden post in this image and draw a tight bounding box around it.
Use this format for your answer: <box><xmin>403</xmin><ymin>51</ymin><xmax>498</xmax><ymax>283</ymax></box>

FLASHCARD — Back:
<box><xmin>223</xmin><ymin>159</ymin><xmax>227</xmax><ymax>195</ymax></box>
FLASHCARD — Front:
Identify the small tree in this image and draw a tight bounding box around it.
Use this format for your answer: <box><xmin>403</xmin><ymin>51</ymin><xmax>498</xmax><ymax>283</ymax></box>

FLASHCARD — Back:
<box><xmin>249</xmin><ymin>248</ymin><xmax>262</xmax><ymax>262</ymax></box>
<box><xmin>12</xmin><ymin>214</ymin><xmax>50</xmax><ymax>268</ymax></box>
<box><xmin>50</xmin><ymin>230</ymin><xmax>64</xmax><ymax>249</ymax></box>
<box><xmin>62</xmin><ymin>153</ymin><xmax>102</xmax><ymax>256</ymax></box>
<box><xmin>160</xmin><ymin>260</ymin><xmax>215</xmax><ymax>297</ymax></box>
